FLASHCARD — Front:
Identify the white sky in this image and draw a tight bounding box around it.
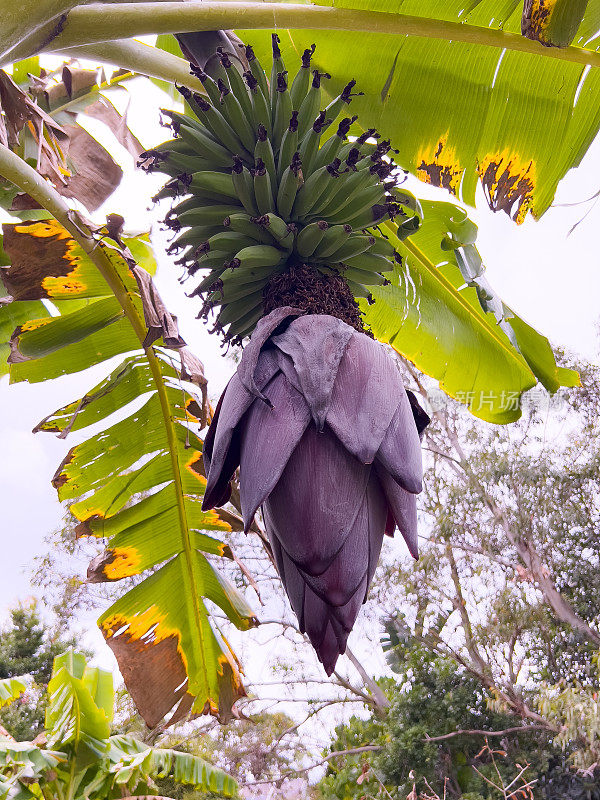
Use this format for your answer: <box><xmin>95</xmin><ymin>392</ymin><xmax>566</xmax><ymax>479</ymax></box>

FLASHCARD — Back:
<box><xmin>0</xmin><ymin>67</ymin><xmax>599</xmax><ymax>674</ymax></box>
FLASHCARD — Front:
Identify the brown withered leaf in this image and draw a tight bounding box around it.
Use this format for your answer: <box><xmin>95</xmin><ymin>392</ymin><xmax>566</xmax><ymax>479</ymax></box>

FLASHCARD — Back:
<box><xmin>105</xmin><ymin>632</ymin><xmax>194</xmax><ymax>729</ymax></box>
<box><xmin>130</xmin><ymin>264</ymin><xmax>186</xmax><ymax>349</ymax></box>
<box><xmin>57</xmin><ymin>122</ymin><xmax>122</xmax><ymax>211</ymax></box>
<box><xmin>9</xmin><ymin>193</ymin><xmax>42</xmax><ymax>211</ymax></box>
<box><xmin>84</xmin><ymin>96</ymin><xmax>144</xmax><ymax>157</ymax></box>
<box><xmin>2</xmin><ymin>218</ymin><xmax>76</xmax><ymax>301</ymax></box>
<box><xmin>0</xmin><ymin>69</ymin><xmax>67</xmax><ymax>149</ymax></box>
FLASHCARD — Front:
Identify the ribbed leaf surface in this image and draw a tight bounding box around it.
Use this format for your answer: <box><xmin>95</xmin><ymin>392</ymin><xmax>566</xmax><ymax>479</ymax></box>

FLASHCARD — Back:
<box><xmin>45</xmin><ymin>651</ymin><xmax>112</xmax><ymax>768</ymax></box>
<box><xmin>362</xmin><ymin>199</ymin><xmax>578</xmax><ymax>423</ymax></box>
<box><xmin>243</xmin><ymin>1</ymin><xmax>600</xmax><ymax>221</ymax></box>
<box><xmin>0</xmin><ymin>220</ymin><xmax>255</xmax><ymax>727</ymax></box>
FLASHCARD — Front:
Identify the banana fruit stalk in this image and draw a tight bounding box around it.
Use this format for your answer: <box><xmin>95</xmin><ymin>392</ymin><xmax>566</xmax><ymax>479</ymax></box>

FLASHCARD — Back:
<box><xmin>140</xmin><ymin>35</ymin><xmax>420</xmax><ymax>344</ymax></box>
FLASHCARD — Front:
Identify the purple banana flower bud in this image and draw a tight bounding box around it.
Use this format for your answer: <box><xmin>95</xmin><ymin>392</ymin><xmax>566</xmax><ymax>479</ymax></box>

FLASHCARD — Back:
<box><xmin>202</xmin><ymin>308</ymin><xmax>429</xmax><ymax>675</ymax></box>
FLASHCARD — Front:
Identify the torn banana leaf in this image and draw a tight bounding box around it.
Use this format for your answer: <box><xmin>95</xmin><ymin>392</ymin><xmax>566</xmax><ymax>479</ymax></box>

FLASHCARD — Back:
<box><xmin>0</xmin><ymin>219</ymin><xmax>256</xmax><ymax>727</ymax></box>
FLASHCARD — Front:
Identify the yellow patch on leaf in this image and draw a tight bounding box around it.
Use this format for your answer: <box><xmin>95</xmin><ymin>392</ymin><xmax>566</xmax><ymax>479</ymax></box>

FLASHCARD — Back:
<box><xmin>18</xmin><ymin>317</ymin><xmax>53</xmax><ymax>333</ymax></box>
<box><xmin>102</xmin><ymin>606</ymin><xmax>183</xmax><ymax>651</ymax></box>
<box><xmin>417</xmin><ymin>134</ymin><xmax>463</xmax><ymax>195</ymax></box>
<box><xmin>478</xmin><ymin>150</ymin><xmax>536</xmax><ymax>224</ymax></box>
<box><xmin>42</xmin><ymin>271</ymin><xmax>86</xmax><ymax>298</ymax></box>
<box><xmin>103</xmin><ymin>547</ymin><xmax>141</xmax><ymax>580</ymax></box>
<box><xmin>185</xmin><ymin>451</ymin><xmax>207</xmax><ymax>484</ymax></box>
<box><xmin>15</xmin><ymin>218</ymin><xmax>71</xmax><ymax>240</ymax></box>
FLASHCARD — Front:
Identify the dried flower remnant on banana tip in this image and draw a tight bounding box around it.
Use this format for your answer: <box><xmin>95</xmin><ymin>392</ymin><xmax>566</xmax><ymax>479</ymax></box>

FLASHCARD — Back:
<box><xmin>142</xmin><ymin>35</ymin><xmax>428</xmax><ymax>672</ymax></box>
<box><xmin>201</xmin><ymin>308</ymin><xmax>429</xmax><ymax>674</ymax></box>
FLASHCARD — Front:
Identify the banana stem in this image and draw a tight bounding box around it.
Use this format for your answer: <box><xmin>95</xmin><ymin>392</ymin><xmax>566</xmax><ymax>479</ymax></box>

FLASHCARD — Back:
<box><xmin>55</xmin><ymin>40</ymin><xmax>206</xmax><ymax>94</ymax></box>
<box><xmin>34</xmin><ymin>2</ymin><xmax>600</xmax><ymax>71</ymax></box>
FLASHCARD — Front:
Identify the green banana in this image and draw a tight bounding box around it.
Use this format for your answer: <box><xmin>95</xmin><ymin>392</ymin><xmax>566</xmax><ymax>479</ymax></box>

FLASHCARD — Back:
<box><xmin>321</xmin><ymin>80</ymin><xmax>358</xmax><ymax>133</ymax></box>
<box><xmin>367</xmin><ymin>235</ymin><xmax>396</xmax><ymax>258</ymax></box>
<box><xmin>225</xmin><ymin>213</ymin><xmax>274</xmax><ymax>244</ymax></box>
<box><xmin>297</xmin><ymin>70</ymin><xmax>328</xmax><ymax>140</ymax></box>
<box><xmin>277</xmin><ymin>111</ymin><xmax>299</xmax><ymax>180</ymax></box>
<box><xmin>257</xmin><ymin>213</ymin><xmax>294</xmax><ymax>248</ymax></box>
<box><xmin>314</xmin><ymin>166</ymin><xmax>378</xmax><ymax>218</ymax></box>
<box><xmin>167</xmin><ymin>226</ymin><xmax>223</xmax><ymax>252</ymax></box>
<box><xmin>345</xmin><ymin>279</ymin><xmax>373</xmax><ymax>302</ymax></box>
<box><xmin>175</xmin><ymin>122</ymin><xmax>233</xmax><ymax>168</ymax></box>
<box><xmin>270</xmin><ymin>34</ymin><xmax>285</xmax><ymax>112</ymax></box>
<box><xmin>245</xmin><ymin>71</ymin><xmax>272</xmax><ymax>136</ymax></box>
<box><xmin>192</xmin><ymin>265</ymin><xmax>229</xmax><ymax>293</ymax></box>
<box><xmin>298</xmin><ymin>111</ymin><xmax>329</xmax><ymax>177</ymax></box>
<box><xmin>345</xmin><ymin>203</ymin><xmax>391</xmax><ymax>230</ymax></box>
<box><xmin>254</xmin><ymin>158</ymin><xmax>275</xmax><ymax>215</ymax></box>
<box><xmin>273</xmin><ymin>72</ymin><xmax>293</xmax><ymax>151</ymax></box>
<box><xmin>295</xmin><ymin>220</ymin><xmax>329</xmax><ymax>258</ymax></box>
<box><xmin>216</xmin><ymin>77</ymin><xmax>256</xmax><ymax>153</ymax></box>
<box><xmin>325</xmin><ymin>234</ymin><xmax>374</xmax><ymax>263</ymax></box>
<box><xmin>232</xmin><ymin>157</ymin><xmax>260</xmax><ymax>215</ymax></box>
<box><xmin>189</xmin><ymin>93</ymin><xmax>250</xmax><ymax>157</ymax></box>
<box><xmin>219</xmin><ymin>49</ymin><xmax>254</xmax><ymax>122</ymax></box>
<box><xmin>149</xmin><ymin>137</ymin><xmax>196</xmax><ymax>156</ymax></box>
<box><xmin>216</xmin><ymin>291</ymin><xmax>264</xmax><ymax>327</ymax></box>
<box><xmin>292</xmin><ymin>160</ymin><xmax>341</xmax><ymax>219</ymax></box>
<box><xmin>342</xmin><ymin>250</ymin><xmax>396</xmax><ymax>273</ymax></box>
<box><xmin>255</xmin><ymin>125</ymin><xmax>277</xmax><ymax>187</ymax></box>
<box><xmin>219</xmin><ymin>280</ymin><xmax>269</xmax><ymax>305</ymax></box>
<box><xmin>311</xmin><ymin>117</ymin><xmax>357</xmax><ymax>172</ymax></box>
<box><xmin>276</xmin><ymin>153</ymin><xmax>303</xmax><ymax>219</ymax></box>
<box><xmin>151</xmin><ymin>151</ymin><xmax>215</xmax><ymax>178</ymax></box>
<box><xmin>340</xmin><ymin>266</ymin><xmax>388</xmax><ymax>286</ymax></box>
<box><xmin>232</xmin><ymin>244</ymin><xmax>285</xmax><ymax>271</ymax></box>
<box><xmin>178</xmin><ymin>205</ymin><xmax>243</xmax><ymax>227</ymax></box>
<box><xmin>245</xmin><ymin>44</ymin><xmax>270</xmax><ymax>98</ymax></box>
<box><xmin>290</xmin><ymin>45</ymin><xmax>316</xmax><ymax>109</ymax></box>
<box><xmin>189</xmin><ymin>171</ymin><xmax>238</xmax><ymax>201</ymax></box>
<box><xmin>224</xmin><ymin>304</ymin><xmax>264</xmax><ymax>341</ymax></box>
<box><xmin>193</xmin><ymin>67</ymin><xmax>222</xmax><ymax>107</ymax></box>
<box><xmin>312</xmin><ymin>224</ymin><xmax>353</xmax><ymax>258</ymax></box>
<box><xmin>203</xmin><ymin>231</ymin><xmax>258</xmax><ymax>252</ymax></box>
<box><xmin>325</xmin><ymin>185</ymin><xmax>387</xmax><ymax>225</ymax></box>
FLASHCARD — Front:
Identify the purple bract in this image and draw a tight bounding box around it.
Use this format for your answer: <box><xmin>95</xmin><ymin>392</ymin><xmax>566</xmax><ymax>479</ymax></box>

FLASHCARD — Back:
<box><xmin>202</xmin><ymin>307</ymin><xmax>428</xmax><ymax>674</ymax></box>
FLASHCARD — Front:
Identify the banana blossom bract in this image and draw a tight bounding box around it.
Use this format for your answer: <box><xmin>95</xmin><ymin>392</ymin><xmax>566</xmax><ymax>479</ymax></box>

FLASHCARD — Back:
<box><xmin>202</xmin><ymin>307</ymin><xmax>428</xmax><ymax>673</ymax></box>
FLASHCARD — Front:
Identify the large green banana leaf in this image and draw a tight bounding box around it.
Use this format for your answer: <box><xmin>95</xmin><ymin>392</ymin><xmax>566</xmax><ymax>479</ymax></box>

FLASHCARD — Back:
<box><xmin>362</xmin><ymin>198</ymin><xmax>578</xmax><ymax>423</ymax></box>
<box><xmin>0</xmin><ymin>218</ymin><xmax>256</xmax><ymax>728</ymax></box>
<box><xmin>243</xmin><ymin>0</ymin><xmax>600</xmax><ymax>223</ymax></box>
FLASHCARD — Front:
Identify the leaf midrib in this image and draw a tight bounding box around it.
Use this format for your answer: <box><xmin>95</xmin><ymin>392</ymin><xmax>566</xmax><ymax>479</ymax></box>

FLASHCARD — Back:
<box><xmin>396</xmin><ymin>230</ymin><xmax>533</xmax><ymax>380</ymax></box>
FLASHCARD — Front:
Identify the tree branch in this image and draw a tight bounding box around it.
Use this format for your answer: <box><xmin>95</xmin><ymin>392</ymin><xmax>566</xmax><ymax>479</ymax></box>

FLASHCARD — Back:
<box><xmin>55</xmin><ymin>39</ymin><xmax>205</xmax><ymax>93</ymax></box>
<box><xmin>423</xmin><ymin>724</ymin><xmax>548</xmax><ymax>742</ymax></box>
<box><xmin>241</xmin><ymin>745</ymin><xmax>383</xmax><ymax>786</ymax></box>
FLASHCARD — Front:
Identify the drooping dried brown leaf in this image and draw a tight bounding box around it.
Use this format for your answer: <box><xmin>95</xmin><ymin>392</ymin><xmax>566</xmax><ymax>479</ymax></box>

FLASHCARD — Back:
<box><xmin>57</xmin><ymin>122</ymin><xmax>122</xmax><ymax>211</ymax></box>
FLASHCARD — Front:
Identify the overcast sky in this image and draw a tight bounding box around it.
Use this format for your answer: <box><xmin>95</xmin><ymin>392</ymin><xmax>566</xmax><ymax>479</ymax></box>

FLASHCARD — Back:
<box><xmin>1</xmin><ymin>69</ymin><xmax>599</xmax><ymax>670</ymax></box>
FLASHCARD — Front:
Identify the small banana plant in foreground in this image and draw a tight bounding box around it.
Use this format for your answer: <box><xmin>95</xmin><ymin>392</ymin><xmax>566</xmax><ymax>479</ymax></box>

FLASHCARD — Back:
<box><xmin>143</xmin><ymin>35</ymin><xmax>428</xmax><ymax>673</ymax></box>
<box><xmin>0</xmin><ymin>651</ymin><xmax>237</xmax><ymax>800</ymax></box>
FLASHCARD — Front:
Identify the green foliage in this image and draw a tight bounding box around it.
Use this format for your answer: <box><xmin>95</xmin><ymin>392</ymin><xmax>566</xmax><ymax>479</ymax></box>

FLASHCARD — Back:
<box><xmin>0</xmin><ymin>650</ymin><xmax>237</xmax><ymax>800</ymax></box>
<box><xmin>318</xmin><ymin>644</ymin><xmax>599</xmax><ymax>800</ymax></box>
<box><xmin>0</xmin><ymin>605</ymin><xmax>82</xmax><ymax>741</ymax></box>
<box><xmin>245</xmin><ymin>3</ymin><xmax>600</xmax><ymax>224</ymax></box>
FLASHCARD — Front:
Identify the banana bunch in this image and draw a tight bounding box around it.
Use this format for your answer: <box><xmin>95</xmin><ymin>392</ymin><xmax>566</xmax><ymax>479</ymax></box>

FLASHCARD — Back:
<box><xmin>141</xmin><ymin>36</ymin><xmax>418</xmax><ymax>343</ymax></box>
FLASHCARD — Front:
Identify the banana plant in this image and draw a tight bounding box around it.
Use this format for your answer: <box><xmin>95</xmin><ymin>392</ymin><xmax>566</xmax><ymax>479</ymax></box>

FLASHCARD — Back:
<box><xmin>0</xmin><ymin>0</ymin><xmax>592</xmax><ymax>715</ymax></box>
<box><xmin>0</xmin><ymin>650</ymin><xmax>237</xmax><ymax>800</ymax></box>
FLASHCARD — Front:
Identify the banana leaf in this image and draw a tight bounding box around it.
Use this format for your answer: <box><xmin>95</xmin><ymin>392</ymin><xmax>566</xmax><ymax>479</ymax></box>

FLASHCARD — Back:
<box><xmin>0</xmin><ymin>219</ymin><xmax>256</xmax><ymax>727</ymax></box>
